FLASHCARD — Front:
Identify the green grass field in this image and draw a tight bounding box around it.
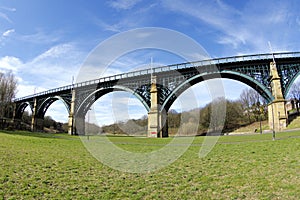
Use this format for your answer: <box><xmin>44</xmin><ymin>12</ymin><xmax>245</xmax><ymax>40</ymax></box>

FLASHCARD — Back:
<box><xmin>0</xmin><ymin>131</ymin><xmax>299</xmax><ymax>199</ymax></box>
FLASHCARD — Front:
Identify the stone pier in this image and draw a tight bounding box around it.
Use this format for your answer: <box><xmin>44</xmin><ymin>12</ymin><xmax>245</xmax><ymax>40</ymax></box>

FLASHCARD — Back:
<box><xmin>68</xmin><ymin>89</ymin><xmax>76</xmax><ymax>135</ymax></box>
<box><xmin>31</xmin><ymin>98</ymin><xmax>37</xmax><ymax>132</ymax></box>
<box><xmin>147</xmin><ymin>75</ymin><xmax>160</xmax><ymax>137</ymax></box>
<box><xmin>268</xmin><ymin>62</ymin><xmax>287</xmax><ymax>132</ymax></box>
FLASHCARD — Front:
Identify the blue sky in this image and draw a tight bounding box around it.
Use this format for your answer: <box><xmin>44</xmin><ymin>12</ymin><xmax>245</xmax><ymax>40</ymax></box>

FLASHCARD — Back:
<box><xmin>1</xmin><ymin>0</ymin><xmax>300</xmax><ymax>125</ymax></box>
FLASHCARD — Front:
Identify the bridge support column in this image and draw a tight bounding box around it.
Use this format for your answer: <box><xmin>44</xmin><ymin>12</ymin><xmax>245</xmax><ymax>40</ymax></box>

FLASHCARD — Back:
<box><xmin>159</xmin><ymin>109</ymin><xmax>168</xmax><ymax>137</ymax></box>
<box><xmin>147</xmin><ymin>76</ymin><xmax>169</xmax><ymax>138</ymax></box>
<box><xmin>12</xmin><ymin>104</ymin><xmax>16</xmax><ymax>122</ymax></box>
<box><xmin>268</xmin><ymin>62</ymin><xmax>287</xmax><ymax>132</ymax></box>
<box><xmin>75</xmin><ymin>116</ymin><xmax>85</xmax><ymax>135</ymax></box>
<box><xmin>148</xmin><ymin>76</ymin><xmax>159</xmax><ymax>137</ymax></box>
<box><xmin>68</xmin><ymin>89</ymin><xmax>76</xmax><ymax>135</ymax></box>
<box><xmin>31</xmin><ymin>98</ymin><xmax>37</xmax><ymax>132</ymax></box>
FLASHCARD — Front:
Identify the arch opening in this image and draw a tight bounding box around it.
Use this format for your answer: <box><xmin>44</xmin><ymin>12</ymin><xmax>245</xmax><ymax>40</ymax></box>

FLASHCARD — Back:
<box><xmin>81</xmin><ymin>90</ymin><xmax>148</xmax><ymax>136</ymax></box>
<box><xmin>285</xmin><ymin>75</ymin><xmax>300</xmax><ymax>117</ymax></box>
<box><xmin>285</xmin><ymin>72</ymin><xmax>300</xmax><ymax>98</ymax></box>
<box><xmin>31</xmin><ymin>97</ymin><xmax>70</xmax><ymax>133</ymax></box>
<box><xmin>43</xmin><ymin>100</ymin><xmax>69</xmax><ymax>132</ymax></box>
<box><xmin>167</xmin><ymin>78</ymin><xmax>268</xmax><ymax>136</ymax></box>
<box><xmin>18</xmin><ymin>104</ymin><xmax>33</xmax><ymax>131</ymax></box>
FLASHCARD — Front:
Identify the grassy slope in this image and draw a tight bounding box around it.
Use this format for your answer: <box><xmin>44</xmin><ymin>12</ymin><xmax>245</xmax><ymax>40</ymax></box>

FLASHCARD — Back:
<box><xmin>231</xmin><ymin>120</ymin><xmax>270</xmax><ymax>134</ymax></box>
<box><xmin>287</xmin><ymin>116</ymin><xmax>300</xmax><ymax>129</ymax></box>
<box><xmin>232</xmin><ymin>116</ymin><xmax>300</xmax><ymax>134</ymax></box>
<box><xmin>0</xmin><ymin>131</ymin><xmax>299</xmax><ymax>199</ymax></box>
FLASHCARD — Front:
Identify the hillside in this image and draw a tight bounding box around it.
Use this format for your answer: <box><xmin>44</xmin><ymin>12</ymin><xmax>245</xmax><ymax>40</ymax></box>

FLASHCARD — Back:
<box><xmin>287</xmin><ymin>116</ymin><xmax>300</xmax><ymax>129</ymax></box>
<box><xmin>230</xmin><ymin>120</ymin><xmax>270</xmax><ymax>134</ymax></box>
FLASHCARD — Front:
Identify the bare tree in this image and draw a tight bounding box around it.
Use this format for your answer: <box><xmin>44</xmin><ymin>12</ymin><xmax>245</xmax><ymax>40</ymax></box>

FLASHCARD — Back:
<box><xmin>239</xmin><ymin>88</ymin><xmax>253</xmax><ymax>123</ymax></box>
<box><xmin>0</xmin><ymin>71</ymin><xmax>18</xmax><ymax>118</ymax></box>
<box><xmin>239</xmin><ymin>88</ymin><xmax>267</xmax><ymax>124</ymax></box>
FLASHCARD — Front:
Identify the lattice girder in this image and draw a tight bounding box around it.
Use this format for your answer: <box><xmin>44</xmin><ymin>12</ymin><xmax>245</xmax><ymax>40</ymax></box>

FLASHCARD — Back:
<box><xmin>277</xmin><ymin>61</ymin><xmax>300</xmax><ymax>97</ymax></box>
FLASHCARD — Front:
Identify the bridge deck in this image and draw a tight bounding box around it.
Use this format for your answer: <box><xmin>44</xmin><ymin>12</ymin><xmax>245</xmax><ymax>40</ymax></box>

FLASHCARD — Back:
<box><xmin>14</xmin><ymin>51</ymin><xmax>300</xmax><ymax>102</ymax></box>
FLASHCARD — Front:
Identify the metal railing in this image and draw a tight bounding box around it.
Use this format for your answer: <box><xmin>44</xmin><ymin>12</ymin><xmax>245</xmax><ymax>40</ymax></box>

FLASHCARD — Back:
<box><xmin>14</xmin><ymin>51</ymin><xmax>300</xmax><ymax>102</ymax></box>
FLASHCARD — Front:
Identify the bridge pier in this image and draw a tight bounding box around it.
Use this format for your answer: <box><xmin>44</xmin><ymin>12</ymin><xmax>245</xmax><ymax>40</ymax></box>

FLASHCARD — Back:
<box><xmin>30</xmin><ymin>98</ymin><xmax>45</xmax><ymax>132</ymax></box>
<box><xmin>147</xmin><ymin>75</ymin><xmax>168</xmax><ymax>137</ymax></box>
<box><xmin>159</xmin><ymin>109</ymin><xmax>168</xmax><ymax>137</ymax></box>
<box><xmin>148</xmin><ymin>75</ymin><xmax>159</xmax><ymax>137</ymax></box>
<box><xmin>268</xmin><ymin>100</ymin><xmax>287</xmax><ymax>132</ymax></box>
<box><xmin>68</xmin><ymin>89</ymin><xmax>76</xmax><ymax>135</ymax></box>
<box><xmin>31</xmin><ymin>98</ymin><xmax>37</xmax><ymax>132</ymax></box>
<box><xmin>75</xmin><ymin>116</ymin><xmax>85</xmax><ymax>135</ymax></box>
<box><xmin>148</xmin><ymin>110</ymin><xmax>168</xmax><ymax>138</ymax></box>
<box><xmin>268</xmin><ymin>62</ymin><xmax>287</xmax><ymax>132</ymax></box>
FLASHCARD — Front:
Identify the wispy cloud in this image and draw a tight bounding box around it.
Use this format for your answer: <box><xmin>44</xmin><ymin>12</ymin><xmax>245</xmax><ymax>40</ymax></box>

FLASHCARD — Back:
<box><xmin>95</xmin><ymin>18</ymin><xmax>139</xmax><ymax>33</ymax></box>
<box><xmin>0</xmin><ymin>29</ymin><xmax>15</xmax><ymax>46</ymax></box>
<box><xmin>162</xmin><ymin>0</ymin><xmax>300</xmax><ymax>54</ymax></box>
<box><xmin>0</xmin><ymin>12</ymin><xmax>12</xmax><ymax>23</ymax></box>
<box><xmin>19</xmin><ymin>29</ymin><xmax>62</xmax><ymax>44</ymax></box>
<box><xmin>23</xmin><ymin>43</ymin><xmax>84</xmax><ymax>88</ymax></box>
<box><xmin>0</xmin><ymin>6</ymin><xmax>16</xmax><ymax>12</ymax></box>
<box><xmin>108</xmin><ymin>0</ymin><xmax>141</xmax><ymax>10</ymax></box>
<box><xmin>0</xmin><ymin>6</ymin><xmax>15</xmax><ymax>23</ymax></box>
<box><xmin>95</xmin><ymin>1</ymin><xmax>157</xmax><ymax>33</ymax></box>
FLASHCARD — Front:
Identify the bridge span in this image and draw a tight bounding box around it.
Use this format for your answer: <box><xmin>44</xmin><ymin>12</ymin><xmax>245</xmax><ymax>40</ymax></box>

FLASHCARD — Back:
<box><xmin>14</xmin><ymin>52</ymin><xmax>300</xmax><ymax>137</ymax></box>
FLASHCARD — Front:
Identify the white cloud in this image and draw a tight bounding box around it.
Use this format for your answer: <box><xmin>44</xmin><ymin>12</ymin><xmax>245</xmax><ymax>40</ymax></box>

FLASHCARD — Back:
<box><xmin>16</xmin><ymin>84</ymin><xmax>47</xmax><ymax>99</ymax></box>
<box><xmin>4</xmin><ymin>43</ymin><xmax>85</xmax><ymax>101</ymax></box>
<box><xmin>23</xmin><ymin>43</ymin><xmax>84</xmax><ymax>87</ymax></box>
<box><xmin>108</xmin><ymin>0</ymin><xmax>141</xmax><ymax>10</ymax></box>
<box><xmin>1</xmin><ymin>29</ymin><xmax>15</xmax><ymax>46</ymax></box>
<box><xmin>0</xmin><ymin>56</ymin><xmax>22</xmax><ymax>72</ymax></box>
<box><xmin>45</xmin><ymin>101</ymin><xmax>69</xmax><ymax>123</ymax></box>
<box><xmin>2</xmin><ymin>29</ymin><xmax>14</xmax><ymax>37</ymax></box>
<box><xmin>2</xmin><ymin>43</ymin><xmax>86</xmax><ymax>122</ymax></box>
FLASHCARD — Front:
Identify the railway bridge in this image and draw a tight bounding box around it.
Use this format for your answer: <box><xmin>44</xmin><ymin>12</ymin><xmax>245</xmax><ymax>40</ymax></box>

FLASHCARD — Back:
<box><xmin>14</xmin><ymin>52</ymin><xmax>300</xmax><ymax>137</ymax></box>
